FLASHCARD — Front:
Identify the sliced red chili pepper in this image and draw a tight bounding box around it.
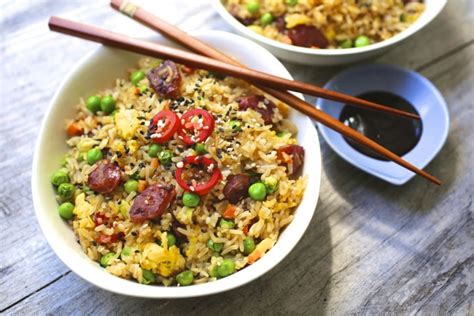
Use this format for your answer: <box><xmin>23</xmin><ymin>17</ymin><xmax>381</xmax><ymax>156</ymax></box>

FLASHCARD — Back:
<box><xmin>177</xmin><ymin>109</ymin><xmax>215</xmax><ymax>145</ymax></box>
<box><xmin>147</xmin><ymin>110</ymin><xmax>180</xmax><ymax>144</ymax></box>
<box><xmin>175</xmin><ymin>155</ymin><xmax>222</xmax><ymax>195</ymax></box>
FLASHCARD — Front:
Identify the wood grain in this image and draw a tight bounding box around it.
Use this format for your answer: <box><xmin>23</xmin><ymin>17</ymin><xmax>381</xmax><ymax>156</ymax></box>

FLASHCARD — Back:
<box><xmin>0</xmin><ymin>0</ymin><xmax>472</xmax><ymax>314</ymax></box>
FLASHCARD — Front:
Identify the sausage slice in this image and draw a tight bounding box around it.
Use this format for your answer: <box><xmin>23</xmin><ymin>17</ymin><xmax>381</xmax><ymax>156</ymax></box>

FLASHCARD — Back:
<box><xmin>129</xmin><ymin>184</ymin><xmax>176</xmax><ymax>223</ymax></box>
<box><xmin>88</xmin><ymin>160</ymin><xmax>121</xmax><ymax>194</ymax></box>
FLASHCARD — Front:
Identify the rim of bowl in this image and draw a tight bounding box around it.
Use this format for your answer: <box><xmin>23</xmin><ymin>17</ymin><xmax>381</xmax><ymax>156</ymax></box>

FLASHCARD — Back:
<box><xmin>212</xmin><ymin>0</ymin><xmax>447</xmax><ymax>56</ymax></box>
<box><xmin>32</xmin><ymin>30</ymin><xmax>321</xmax><ymax>298</ymax></box>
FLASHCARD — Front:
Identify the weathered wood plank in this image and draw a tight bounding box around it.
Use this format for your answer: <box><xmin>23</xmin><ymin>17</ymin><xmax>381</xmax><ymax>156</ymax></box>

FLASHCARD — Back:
<box><xmin>0</xmin><ymin>0</ymin><xmax>473</xmax><ymax>314</ymax></box>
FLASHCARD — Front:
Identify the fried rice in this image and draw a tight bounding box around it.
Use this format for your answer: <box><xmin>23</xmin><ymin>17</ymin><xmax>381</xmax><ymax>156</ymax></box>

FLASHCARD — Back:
<box><xmin>223</xmin><ymin>0</ymin><xmax>425</xmax><ymax>49</ymax></box>
<box><xmin>55</xmin><ymin>57</ymin><xmax>307</xmax><ymax>286</ymax></box>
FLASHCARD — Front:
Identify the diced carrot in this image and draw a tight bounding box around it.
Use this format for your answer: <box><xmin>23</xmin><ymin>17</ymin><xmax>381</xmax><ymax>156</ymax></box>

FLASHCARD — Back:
<box><xmin>134</xmin><ymin>87</ymin><xmax>141</xmax><ymax>95</ymax></box>
<box><xmin>223</xmin><ymin>205</ymin><xmax>236</xmax><ymax>219</ymax></box>
<box><xmin>138</xmin><ymin>180</ymin><xmax>148</xmax><ymax>192</ymax></box>
<box><xmin>66</xmin><ymin>121</ymin><xmax>83</xmax><ymax>137</ymax></box>
<box><xmin>181</xmin><ymin>65</ymin><xmax>195</xmax><ymax>74</ymax></box>
<box><xmin>247</xmin><ymin>238</ymin><xmax>274</xmax><ymax>264</ymax></box>
<box><xmin>247</xmin><ymin>250</ymin><xmax>262</xmax><ymax>264</ymax></box>
<box><xmin>150</xmin><ymin>158</ymin><xmax>159</xmax><ymax>169</ymax></box>
<box><xmin>242</xmin><ymin>225</ymin><xmax>249</xmax><ymax>235</ymax></box>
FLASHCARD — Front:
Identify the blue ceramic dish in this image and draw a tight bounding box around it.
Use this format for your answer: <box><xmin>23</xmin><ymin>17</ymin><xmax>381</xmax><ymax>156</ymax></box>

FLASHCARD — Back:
<box><xmin>316</xmin><ymin>64</ymin><xmax>449</xmax><ymax>185</ymax></box>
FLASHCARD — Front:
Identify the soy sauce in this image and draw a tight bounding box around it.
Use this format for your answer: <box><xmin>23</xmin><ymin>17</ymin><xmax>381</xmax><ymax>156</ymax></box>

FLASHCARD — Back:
<box><xmin>339</xmin><ymin>92</ymin><xmax>422</xmax><ymax>161</ymax></box>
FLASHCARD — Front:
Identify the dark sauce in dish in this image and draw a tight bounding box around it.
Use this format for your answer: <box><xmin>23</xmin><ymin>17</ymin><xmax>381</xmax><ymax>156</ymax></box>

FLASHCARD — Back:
<box><xmin>339</xmin><ymin>91</ymin><xmax>422</xmax><ymax>161</ymax></box>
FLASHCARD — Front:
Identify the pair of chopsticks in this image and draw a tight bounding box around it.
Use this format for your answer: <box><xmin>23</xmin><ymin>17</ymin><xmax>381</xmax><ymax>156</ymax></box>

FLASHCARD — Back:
<box><xmin>47</xmin><ymin>1</ymin><xmax>441</xmax><ymax>185</ymax></box>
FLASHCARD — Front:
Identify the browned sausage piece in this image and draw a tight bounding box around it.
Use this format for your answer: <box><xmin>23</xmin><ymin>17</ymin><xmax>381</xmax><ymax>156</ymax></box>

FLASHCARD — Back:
<box><xmin>277</xmin><ymin>145</ymin><xmax>305</xmax><ymax>176</ymax></box>
<box><xmin>237</xmin><ymin>95</ymin><xmax>275</xmax><ymax>125</ymax></box>
<box><xmin>288</xmin><ymin>25</ymin><xmax>329</xmax><ymax>48</ymax></box>
<box><xmin>129</xmin><ymin>184</ymin><xmax>176</xmax><ymax>223</ymax></box>
<box><xmin>147</xmin><ymin>60</ymin><xmax>182</xmax><ymax>99</ymax></box>
<box><xmin>87</xmin><ymin>160</ymin><xmax>121</xmax><ymax>194</ymax></box>
<box><xmin>223</xmin><ymin>173</ymin><xmax>251</xmax><ymax>204</ymax></box>
<box><xmin>275</xmin><ymin>16</ymin><xmax>286</xmax><ymax>33</ymax></box>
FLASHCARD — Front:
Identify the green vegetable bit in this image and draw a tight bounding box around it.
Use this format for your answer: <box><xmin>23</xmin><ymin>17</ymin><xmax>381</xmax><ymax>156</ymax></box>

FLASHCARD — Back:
<box><xmin>217</xmin><ymin>258</ymin><xmax>236</xmax><ymax>277</ymax></box>
<box><xmin>286</xmin><ymin>0</ymin><xmax>298</xmax><ymax>5</ymax></box>
<box><xmin>100</xmin><ymin>95</ymin><xmax>116</xmax><ymax>114</ymax></box>
<box><xmin>158</xmin><ymin>150</ymin><xmax>173</xmax><ymax>165</ymax></box>
<box><xmin>142</xmin><ymin>269</ymin><xmax>156</xmax><ymax>284</ymax></box>
<box><xmin>229</xmin><ymin>120</ymin><xmax>242</xmax><ymax>132</ymax></box>
<box><xmin>176</xmin><ymin>270</ymin><xmax>194</xmax><ymax>286</ymax></box>
<box><xmin>209</xmin><ymin>266</ymin><xmax>219</xmax><ymax>278</ymax></box>
<box><xmin>264</xmin><ymin>176</ymin><xmax>278</xmax><ymax>194</ymax></box>
<box><xmin>276</xmin><ymin>131</ymin><xmax>289</xmax><ymax>138</ymax></box>
<box><xmin>51</xmin><ymin>170</ymin><xmax>69</xmax><ymax>186</ymax></box>
<box><xmin>100</xmin><ymin>252</ymin><xmax>115</xmax><ymax>267</ymax></box>
<box><xmin>247</xmin><ymin>0</ymin><xmax>260</xmax><ymax>14</ymax></box>
<box><xmin>119</xmin><ymin>201</ymin><xmax>130</xmax><ymax>218</ymax></box>
<box><xmin>219</xmin><ymin>218</ymin><xmax>235</xmax><ymax>229</ymax></box>
<box><xmin>57</xmin><ymin>183</ymin><xmax>75</xmax><ymax>200</ymax></box>
<box><xmin>86</xmin><ymin>95</ymin><xmax>101</xmax><ymax>114</ymax></box>
<box><xmin>248</xmin><ymin>182</ymin><xmax>267</xmax><ymax>201</ymax></box>
<box><xmin>183</xmin><ymin>192</ymin><xmax>200</xmax><ymax>207</ymax></box>
<box><xmin>124</xmin><ymin>179</ymin><xmax>139</xmax><ymax>194</ymax></box>
<box><xmin>58</xmin><ymin>202</ymin><xmax>74</xmax><ymax>220</ymax></box>
<box><xmin>130</xmin><ymin>70</ymin><xmax>145</xmax><ymax>86</ymax></box>
<box><xmin>243</xmin><ymin>237</ymin><xmax>256</xmax><ymax>255</ymax></box>
<box><xmin>207</xmin><ymin>239</ymin><xmax>224</xmax><ymax>253</ymax></box>
<box><xmin>260</xmin><ymin>12</ymin><xmax>274</xmax><ymax>26</ymax></box>
<box><xmin>354</xmin><ymin>35</ymin><xmax>371</xmax><ymax>48</ymax></box>
<box><xmin>86</xmin><ymin>148</ymin><xmax>103</xmax><ymax>165</ymax></box>
<box><xmin>148</xmin><ymin>143</ymin><xmax>162</xmax><ymax>157</ymax></box>
<box><xmin>121</xmin><ymin>247</ymin><xmax>132</xmax><ymax>258</ymax></box>
<box><xmin>167</xmin><ymin>233</ymin><xmax>176</xmax><ymax>247</ymax></box>
<box><xmin>195</xmin><ymin>143</ymin><xmax>207</xmax><ymax>155</ymax></box>
<box><xmin>340</xmin><ymin>39</ymin><xmax>353</xmax><ymax>49</ymax></box>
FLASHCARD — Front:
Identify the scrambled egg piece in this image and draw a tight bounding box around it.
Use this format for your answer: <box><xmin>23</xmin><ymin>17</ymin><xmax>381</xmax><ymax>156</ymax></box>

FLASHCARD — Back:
<box><xmin>285</xmin><ymin>14</ymin><xmax>311</xmax><ymax>29</ymax></box>
<box><xmin>140</xmin><ymin>243</ymin><xmax>185</xmax><ymax>277</ymax></box>
<box><xmin>73</xmin><ymin>193</ymin><xmax>94</xmax><ymax>219</ymax></box>
<box><xmin>115</xmin><ymin>109</ymin><xmax>139</xmax><ymax>139</ymax></box>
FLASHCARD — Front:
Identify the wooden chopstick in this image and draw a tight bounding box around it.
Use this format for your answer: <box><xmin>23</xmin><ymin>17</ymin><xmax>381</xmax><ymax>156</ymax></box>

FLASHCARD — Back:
<box><xmin>48</xmin><ymin>16</ymin><xmax>441</xmax><ymax>185</ymax></box>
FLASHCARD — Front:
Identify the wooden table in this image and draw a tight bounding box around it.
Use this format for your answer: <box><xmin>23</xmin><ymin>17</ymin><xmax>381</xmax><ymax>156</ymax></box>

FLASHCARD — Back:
<box><xmin>1</xmin><ymin>1</ymin><xmax>472</xmax><ymax>314</ymax></box>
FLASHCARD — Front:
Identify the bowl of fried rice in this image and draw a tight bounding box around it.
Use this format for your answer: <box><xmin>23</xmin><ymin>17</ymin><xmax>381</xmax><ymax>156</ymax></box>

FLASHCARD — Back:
<box><xmin>213</xmin><ymin>0</ymin><xmax>447</xmax><ymax>65</ymax></box>
<box><xmin>32</xmin><ymin>30</ymin><xmax>321</xmax><ymax>298</ymax></box>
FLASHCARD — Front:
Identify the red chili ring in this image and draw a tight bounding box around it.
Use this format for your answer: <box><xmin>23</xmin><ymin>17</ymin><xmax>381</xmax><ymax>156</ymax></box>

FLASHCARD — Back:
<box><xmin>177</xmin><ymin>109</ymin><xmax>215</xmax><ymax>145</ymax></box>
<box><xmin>175</xmin><ymin>155</ymin><xmax>222</xmax><ymax>195</ymax></box>
<box><xmin>148</xmin><ymin>110</ymin><xmax>180</xmax><ymax>144</ymax></box>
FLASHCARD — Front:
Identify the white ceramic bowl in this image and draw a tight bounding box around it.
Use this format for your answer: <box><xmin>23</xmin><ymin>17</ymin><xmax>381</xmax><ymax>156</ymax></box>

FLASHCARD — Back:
<box><xmin>32</xmin><ymin>31</ymin><xmax>321</xmax><ymax>298</ymax></box>
<box><xmin>212</xmin><ymin>0</ymin><xmax>447</xmax><ymax>65</ymax></box>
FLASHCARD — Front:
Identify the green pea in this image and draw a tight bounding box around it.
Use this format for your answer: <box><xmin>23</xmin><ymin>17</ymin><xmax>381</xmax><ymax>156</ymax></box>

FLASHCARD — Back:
<box><xmin>176</xmin><ymin>270</ymin><xmax>194</xmax><ymax>286</ymax></box>
<box><xmin>124</xmin><ymin>179</ymin><xmax>138</xmax><ymax>194</ymax></box>
<box><xmin>58</xmin><ymin>202</ymin><xmax>74</xmax><ymax>220</ymax></box>
<box><xmin>248</xmin><ymin>182</ymin><xmax>267</xmax><ymax>201</ymax></box>
<box><xmin>158</xmin><ymin>150</ymin><xmax>172</xmax><ymax>165</ymax></box>
<box><xmin>51</xmin><ymin>170</ymin><xmax>69</xmax><ymax>186</ymax></box>
<box><xmin>167</xmin><ymin>233</ymin><xmax>176</xmax><ymax>247</ymax></box>
<box><xmin>130</xmin><ymin>70</ymin><xmax>145</xmax><ymax>86</ymax></box>
<box><xmin>58</xmin><ymin>183</ymin><xmax>75</xmax><ymax>200</ymax></box>
<box><xmin>247</xmin><ymin>0</ymin><xmax>260</xmax><ymax>14</ymax></box>
<box><xmin>195</xmin><ymin>143</ymin><xmax>207</xmax><ymax>155</ymax></box>
<box><xmin>100</xmin><ymin>252</ymin><xmax>115</xmax><ymax>267</ymax></box>
<box><xmin>220</xmin><ymin>219</ymin><xmax>235</xmax><ymax>229</ymax></box>
<box><xmin>142</xmin><ymin>269</ymin><xmax>156</xmax><ymax>284</ymax></box>
<box><xmin>121</xmin><ymin>247</ymin><xmax>132</xmax><ymax>258</ymax></box>
<box><xmin>100</xmin><ymin>95</ymin><xmax>116</xmax><ymax>114</ymax></box>
<box><xmin>285</xmin><ymin>0</ymin><xmax>298</xmax><ymax>5</ymax></box>
<box><xmin>209</xmin><ymin>266</ymin><xmax>219</xmax><ymax>278</ymax></box>
<box><xmin>276</xmin><ymin>131</ymin><xmax>289</xmax><ymax>138</ymax></box>
<box><xmin>340</xmin><ymin>39</ymin><xmax>353</xmax><ymax>49</ymax></box>
<box><xmin>355</xmin><ymin>35</ymin><xmax>371</xmax><ymax>48</ymax></box>
<box><xmin>207</xmin><ymin>239</ymin><xmax>224</xmax><ymax>252</ymax></box>
<box><xmin>86</xmin><ymin>95</ymin><xmax>101</xmax><ymax>114</ymax></box>
<box><xmin>400</xmin><ymin>13</ymin><xmax>407</xmax><ymax>22</ymax></box>
<box><xmin>260</xmin><ymin>12</ymin><xmax>273</xmax><ymax>26</ymax></box>
<box><xmin>183</xmin><ymin>192</ymin><xmax>200</xmax><ymax>207</ymax></box>
<box><xmin>264</xmin><ymin>176</ymin><xmax>278</xmax><ymax>194</ymax></box>
<box><xmin>217</xmin><ymin>258</ymin><xmax>235</xmax><ymax>277</ymax></box>
<box><xmin>229</xmin><ymin>120</ymin><xmax>242</xmax><ymax>132</ymax></box>
<box><xmin>86</xmin><ymin>148</ymin><xmax>103</xmax><ymax>165</ymax></box>
<box><xmin>148</xmin><ymin>143</ymin><xmax>162</xmax><ymax>157</ymax></box>
<box><xmin>243</xmin><ymin>237</ymin><xmax>256</xmax><ymax>255</ymax></box>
